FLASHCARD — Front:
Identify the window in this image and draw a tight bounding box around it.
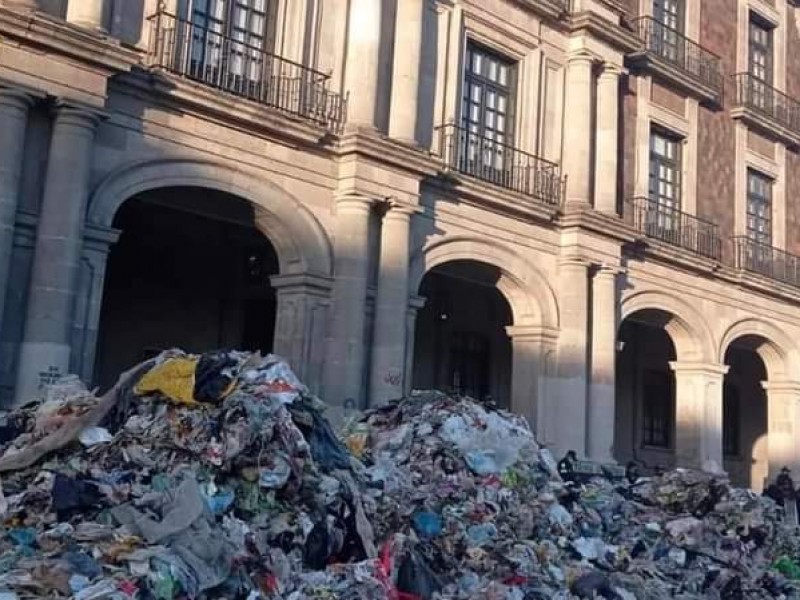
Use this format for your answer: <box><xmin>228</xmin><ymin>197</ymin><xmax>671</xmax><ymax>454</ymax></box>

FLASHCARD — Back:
<box><xmin>647</xmin><ymin>129</ymin><xmax>682</xmax><ymax>232</ymax></box>
<box><xmin>186</xmin><ymin>0</ymin><xmax>277</xmax><ymax>87</ymax></box>
<box><xmin>653</xmin><ymin>0</ymin><xmax>684</xmax><ymax>62</ymax></box>
<box><xmin>449</xmin><ymin>332</ymin><xmax>491</xmax><ymax>401</ymax></box>
<box><xmin>747</xmin><ymin>169</ymin><xmax>773</xmax><ymax>245</ymax></box>
<box><xmin>641</xmin><ymin>369</ymin><xmax>674</xmax><ymax>448</ymax></box>
<box><xmin>461</xmin><ymin>43</ymin><xmax>516</xmax><ymax>177</ymax></box>
<box><xmin>723</xmin><ymin>383</ymin><xmax>741</xmax><ymax>457</ymax></box>
<box><xmin>749</xmin><ymin>15</ymin><xmax>773</xmax><ymax>85</ymax></box>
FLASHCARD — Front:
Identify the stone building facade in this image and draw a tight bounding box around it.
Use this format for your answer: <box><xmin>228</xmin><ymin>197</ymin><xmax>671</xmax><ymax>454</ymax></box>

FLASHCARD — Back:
<box><xmin>1</xmin><ymin>0</ymin><xmax>800</xmax><ymax>489</ymax></box>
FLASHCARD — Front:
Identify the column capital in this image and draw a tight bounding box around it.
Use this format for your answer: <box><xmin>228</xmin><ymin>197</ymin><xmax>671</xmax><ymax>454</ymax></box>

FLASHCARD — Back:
<box><xmin>566</xmin><ymin>50</ymin><xmax>596</xmax><ymax>66</ymax></box>
<box><xmin>270</xmin><ymin>272</ymin><xmax>334</xmax><ymax>295</ymax></box>
<box><xmin>599</xmin><ymin>63</ymin><xmax>625</xmax><ymax>79</ymax></box>
<box><xmin>0</xmin><ymin>86</ymin><xmax>38</xmax><ymax>111</ymax></box>
<box><xmin>52</xmin><ymin>101</ymin><xmax>108</xmax><ymax>129</ymax></box>
<box><xmin>382</xmin><ymin>200</ymin><xmax>420</xmax><ymax>221</ymax></box>
<box><xmin>408</xmin><ymin>294</ymin><xmax>426</xmax><ymax>311</ymax></box>
<box><xmin>506</xmin><ymin>324</ymin><xmax>559</xmax><ymax>343</ymax></box>
<box><xmin>335</xmin><ymin>194</ymin><xmax>375</xmax><ymax>213</ymax></box>
<box><xmin>558</xmin><ymin>256</ymin><xmax>591</xmax><ymax>269</ymax></box>
<box><xmin>762</xmin><ymin>380</ymin><xmax>800</xmax><ymax>395</ymax></box>
<box><xmin>669</xmin><ymin>361</ymin><xmax>729</xmax><ymax>376</ymax></box>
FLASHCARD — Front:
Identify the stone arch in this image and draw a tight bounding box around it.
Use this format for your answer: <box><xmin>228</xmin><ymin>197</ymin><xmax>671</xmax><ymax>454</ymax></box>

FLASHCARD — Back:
<box><xmin>87</xmin><ymin>157</ymin><xmax>333</xmax><ymax>276</ymax></box>
<box><xmin>621</xmin><ymin>289</ymin><xmax>715</xmax><ymax>362</ymax></box>
<box><xmin>719</xmin><ymin>318</ymin><xmax>799</xmax><ymax>380</ymax></box>
<box><xmin>409</xmin><ymin>235</ymin><xmax>559</xmax><ymax>330</ymax></box>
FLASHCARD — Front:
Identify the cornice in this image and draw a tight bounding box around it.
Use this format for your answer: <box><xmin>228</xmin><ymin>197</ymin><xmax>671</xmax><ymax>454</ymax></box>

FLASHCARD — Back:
<box><xmin>569</xmin><ymin>11</ymin><xmax>640</xmax><ymax>53</ymax></box>
<box><xmin>334</xmin><ymin>130</ymin><xmax>442</xmax><ymax>179</ymax></box>
<box><xmin>0</xmin><ymin>8</ymin><xmax>139</xmax><ymax>73</ymax></box>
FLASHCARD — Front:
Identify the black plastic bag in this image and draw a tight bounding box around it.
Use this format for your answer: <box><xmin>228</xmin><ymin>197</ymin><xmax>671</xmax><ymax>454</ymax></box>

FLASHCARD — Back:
<box><xmin>52</xmin><ymin>473</ymin><xmax>102</xmax><ymax>520</ymax></box>
<box><xmin>396</xmin><ymin>546</ymin><xmax>444</xmax><ymax>600</ymax></box>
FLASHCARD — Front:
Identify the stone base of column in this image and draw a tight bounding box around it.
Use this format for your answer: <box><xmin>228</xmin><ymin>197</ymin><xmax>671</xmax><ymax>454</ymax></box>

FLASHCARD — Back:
<box><xmin>587</xmin><ymin>381</ymin><xmax>615</xmax><ymax>461</ymax></box>
<box><xmin>14</xmin><ymin>341</ymin><xmax>71</xmax><ymax>404</ymax></box>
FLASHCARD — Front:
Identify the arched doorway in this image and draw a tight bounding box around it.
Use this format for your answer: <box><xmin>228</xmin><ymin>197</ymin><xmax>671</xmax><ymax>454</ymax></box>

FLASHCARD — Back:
<box><xmin>722</xmin><ymin>339</ymin><xmax>768</xmax><ymax>490</ymax></box>
<box><xmin>412</xmin><ymin>261</ymin><xmax>513</xmax><ymax>405</ymax></box>
<box><xmin>614</xmin><ymin>309</ymin><xmax>678</xmax><ymax>470</ymax></box>
<box><xmin>95</xmin><ymin>187</ymin><xmax>278</xmax><ymax>388</ymax></box>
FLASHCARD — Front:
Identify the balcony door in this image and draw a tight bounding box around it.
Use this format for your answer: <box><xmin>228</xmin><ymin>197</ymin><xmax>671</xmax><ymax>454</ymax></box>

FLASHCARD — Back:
<box><xmin>186</xmin><ymin>0</ymin><xmax>276</xmax><ymax>95</ymax></box>
<box><xmin>653</xmin><ymin>0</ymin><xmax>684</xmax><ymax>63</ymax></box>
<box><xmin>460</xmin><ymin>43</ymin><xmax>516</xmax><ymax>184</ymax></box>
<box><xmin>647</xmin><ymin>129</ymin><xmax>682</xmax><ymax>237</ymax></box>
<box><xmin>748</xmin><ymin>16</ymin><xmax>773</xmax><ymax>110</ymax></box>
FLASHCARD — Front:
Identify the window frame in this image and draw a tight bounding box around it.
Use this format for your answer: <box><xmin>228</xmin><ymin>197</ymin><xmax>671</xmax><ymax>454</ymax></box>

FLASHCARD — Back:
<box><xmin>640</xmin><ymin>368</ymin><xmax>675</xmax><ymax>449</ymax></box>
<box><xmin>746</xmin><ymin>168</ymin><xmax>773</xmax><ymax>246</ymax></box>
<box><xmin>748</xmin><ymin>13</ymin><xmax>774</xmax><ymax>85</ymax></box>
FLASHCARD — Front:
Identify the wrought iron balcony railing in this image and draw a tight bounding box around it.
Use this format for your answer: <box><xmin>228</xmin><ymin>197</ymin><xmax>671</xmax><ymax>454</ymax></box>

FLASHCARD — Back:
<box><xmin>733</xmin><ymin>236</ymin><xmax>800</xmax><ymax>287</ymax></box>
<box><xmin>436</xmin><ymin>124</ymin><xmax>564</xmax><ymax>206</ymax></box>
<box><xmin>631</xmin><ymin>17</ymin><xmax>724</xmax><ymax>105</ymax></box>
<box><xmin>146</xmin><ymin>11</ymin><xmax>348</xmax><ymax>133</ymax></box>
<box><xmin>626</xmin><ymin>197</ymin><xmax>722</xmax><ymax>260</ymax></box>
<box><xmin>732</xmin><ymin>73</ymin><xmax>800</xmax><ymax>140</ymax></box>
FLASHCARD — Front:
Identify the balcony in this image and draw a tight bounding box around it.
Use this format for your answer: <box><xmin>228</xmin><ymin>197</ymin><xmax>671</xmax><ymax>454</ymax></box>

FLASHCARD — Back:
<box><xmin>627</xmin><ymin>17</ymin><xmax>724</xmax><ymax>108</ymax></box>
<box><xmin>625</xmin><ymin>197</ymin><xmax>722</xmax><ymax>260</ymax></box>
<box><xmin>733</xmin><ymin>237</ymin><xmax>800</xmax><ymax>287</ymax></box>
<box><xmin>146</xmin><ymin>11</ymin><xmax>347</xmax><ymax>133</ymax></box>
<box><xmin>436</xmin><ymin>124</ymin><xmax>564</xmax><ymax>207</ymax></box>
<box><xmin>731</xmin><ymin>73</ymin><xmax>800</xmax><ymax>148</ymax></box>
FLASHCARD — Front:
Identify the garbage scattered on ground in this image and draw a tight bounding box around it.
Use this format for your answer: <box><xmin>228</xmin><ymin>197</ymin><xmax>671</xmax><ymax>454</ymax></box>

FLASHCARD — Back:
<box><xmin>1</xmin><ymin>351</ymin><xmax>800</xmax><ymax>598</ymax></box>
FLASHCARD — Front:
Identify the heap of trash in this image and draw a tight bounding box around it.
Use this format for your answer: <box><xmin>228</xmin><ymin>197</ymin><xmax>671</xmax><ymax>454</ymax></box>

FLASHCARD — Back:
<box><xmin>0</xmin><ymin>350</ymin><xmax>799</xmax><ymax>599</ymax></box>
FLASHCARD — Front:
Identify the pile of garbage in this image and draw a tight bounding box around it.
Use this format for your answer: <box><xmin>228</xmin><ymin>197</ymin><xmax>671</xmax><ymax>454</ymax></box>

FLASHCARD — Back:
<box><xmin>1</xmin><ymin>351</ymin><xmax>800</xmax><ymax>599</ymax></box>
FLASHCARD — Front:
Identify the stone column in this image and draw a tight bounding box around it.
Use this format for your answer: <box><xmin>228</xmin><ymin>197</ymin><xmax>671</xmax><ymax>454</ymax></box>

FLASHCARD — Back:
<box><xmin>66</xmin><ymin>0</ymin><xmax>107</xmax><ymax>32</ymax></box>
<box><xmin>271</xmin><ymin>273</ymin><xmax>333</xmax><ymax>395</ymax></box>
<box><xmin>507</xmin><ymin>325</ymin><xmax>556</xmax><ymax>436</ymax></box>
<box><xmin>14</xmin><ymin>104</ymin><xmax>102</xmax><ymax>404</ymax></box>
<box><xmin>763</xmin><ymin>381</ymin><xmax>800</xmax><ymax>477</ymax></box>
<box><xmin>324</xmin><ymin>195</ymin><xmax>373</xmax><ymax>411</ymax></box>
<box><xmin>71</xmin><ymin>223</ymin><xmax>119</xmax><ymax>384</ymax></box>
<box><xmin>587</xmin><ymin>265</ymin><xmax>620</xmax><ymax>461</ymax></box>
<box><xmin>344</xmin><ymin>0</ymin><xmax>382</xmax><ymax>129</ymax></box>
<box><xmin>0</xmin><ymin>88</ymin><xmax>33</xmax><ymax>330</ymax></box>
<box><xmin>552</xmin><ymin>257</ymin><xmax>590</xmax><ymax>456</ymax></box>
<box><xmin>594</xmin><ymin>64</ymin><xmax>621</xmax><ymax>214</ymax></box>
<box><xmin>388</xmin><ymin>0</ymin><xmax>424</xmax><ymax>143</ymax></box>
<box><xmin>670</xmin><ymin>362</ymin><xmax>729</xmax><ymax>473</ymax></box>
<box><xmin>403</xmin><ymin>295</ymin><xmax>426</xmax><ymax>395</ymax></box>
<box><xmin>370</xmin><ymin>203</ymin><xmax>414</xmax><ymax>405</ymax></box>
<box><xmin>562</xmin><ymin>52</ymin><xmax>594</xmax><ymax>207</ymax></box>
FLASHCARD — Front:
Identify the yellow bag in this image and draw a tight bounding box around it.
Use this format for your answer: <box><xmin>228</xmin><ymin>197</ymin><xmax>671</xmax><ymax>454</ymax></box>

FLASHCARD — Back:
<box><xmin>134</xmin><ymin>357</ymin><xmax>200</xmax><ymax>405</ymax></box>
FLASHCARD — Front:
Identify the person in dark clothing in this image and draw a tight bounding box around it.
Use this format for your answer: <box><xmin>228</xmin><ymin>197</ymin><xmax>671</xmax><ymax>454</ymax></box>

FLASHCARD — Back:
<box><xmin>558</xmin><ymin>450</ymin><xmax>578</xmax><ymax>482</ymax></box>
<box><xmin>625</xmin><ymin>461</ymin><xmax>641</xmax><ymax>485</ymax></box>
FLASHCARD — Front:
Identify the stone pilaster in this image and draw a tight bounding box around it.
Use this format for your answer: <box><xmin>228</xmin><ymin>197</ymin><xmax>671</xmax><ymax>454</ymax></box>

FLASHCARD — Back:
<box><xmin>71</xmin><ymin>223</ymin><xmax>119</xmax><ymax>383</ymax></box>
<box><xmin>344</xmin><ymin>0</ymin><xmax>382</xmax><ymax>129</ymax></box>
<box><xmin>370</xmin><ymin>202</ymin><xmax>414</xmax><ymax>405</ymax></box>
<box><xmin>507</xmin><ymin>325</ymin><xmax>558</xmax><ymax>437</ymax></box>
<box><xmin>403</xmin><ymin>295</ymin><xmax>426</xmax><ymax>395</ymax></box>
<box><xmin>0</xmin><ymin>87</ymin><xmax>34</xmax><ymax>330</ymax></box>
<box><xmin>670</xmin><ymin>362</ymin><xmax>729</xmax><ymax>473</ymax></box>
<box><xmin>562</xmin><ymin>52</ymin><xmax>595</xmax><ymax>207</ymax></box>
<box><xmin>15</xmin><ymin>103</ymin><xmax>103</xmax><ymax>404</ymax></box>
<box><xmin>66</xmin><ymin>0</ymin><xmax>107</xmax><ymax>32</ymax></box>
<box><xmin>587</xmin><ymin>265</ymin><xmax>621</xmax><ymax>461</ymax></box>
<box><xmin>762</xmin><ymin>381</ymin><xmax>800</xmax><ymax>478</ymax></box>
<box><xmin>388</xmin><ymin>0</ymin><xmax>424</xmax><ymax>143</ymax></box>
<box><xmin>271</xmin><ymin>273</ymin><xmax>333</xmax><ymax>395</ymax></box>
<box><xmin>324</xmin><ymin>195</ymin><xmax>373</xmax><ymax>409</ymax></box>
<box><xmin>594</xmin><ymin>64</ymin><xmax>621</xmax><ymax>214</ymax></box>
<box><xmin>552</xmin><ymin>257</ymin><xmax>590</xmax><ymax>456</ymax></box>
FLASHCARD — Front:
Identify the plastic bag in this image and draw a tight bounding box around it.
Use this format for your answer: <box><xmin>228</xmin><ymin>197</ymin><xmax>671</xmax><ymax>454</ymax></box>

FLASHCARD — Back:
<box><xmin>396</xmin><ymin>547</ymin><xmax>444</xmax><ymax>600</ymax></box>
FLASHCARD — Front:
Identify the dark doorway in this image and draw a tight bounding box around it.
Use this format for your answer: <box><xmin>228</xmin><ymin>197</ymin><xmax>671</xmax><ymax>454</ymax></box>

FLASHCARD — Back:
<box><xmin>95</xmin><ymin>187</ymin><xmax>278</xmax><ymax>388</ymax></box>
<box><xmin>412</xmin><ymin>261</ymin><xmax>512</xmax><ymax>405</ymax></box>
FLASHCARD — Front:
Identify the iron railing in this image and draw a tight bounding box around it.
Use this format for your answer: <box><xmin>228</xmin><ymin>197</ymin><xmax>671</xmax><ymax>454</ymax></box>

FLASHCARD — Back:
<box><xmin>626</xmin><ymin>197</ymin><xmax>722</xmax><ymax>260</ymax></box>
<box><xmin>733</xmin><ymin>236</ymin><xmax>800</xmax><ymax>287</ymax></box>
<box><xmin>436</xmin><ymin>123</ymin><xmax>564</xmax><ymax>206</ymax></box>
<box><xmin>146</xmin><ymin>11</ymin><xmax>348</xmax><ymax>133</ymax></box>
<box><xmin>632</xmin><ymin>17</ymin><xmax>724</xmax><ymax>103</ymax></box>
<box><xmin>732</xmin><ymin>73</ymin><xmax>800</xmax><ymax>136</ymax></box>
